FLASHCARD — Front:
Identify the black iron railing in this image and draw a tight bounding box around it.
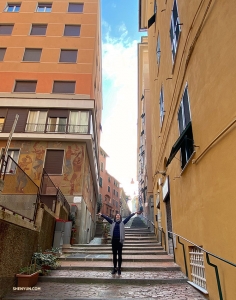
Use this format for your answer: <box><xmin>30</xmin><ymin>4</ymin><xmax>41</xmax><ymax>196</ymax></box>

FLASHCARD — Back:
<box><xmin>167</xmin><ymin>231</ymin><xmax>236</xmax><ymax>300</ymax></box>
<box><xmin>0</xmin><ymin>155</ymin><xmax>40</xmax><ymax>223</ymax></box>
<box><xmin>25</xmin><ymin>123</ymin><xmax>89</xmax><ymax>134</ymax></box>
<box><xmin>40</xmin><ymin>169</ymin><xmax>70</xmax><ymax>213</ymax></box>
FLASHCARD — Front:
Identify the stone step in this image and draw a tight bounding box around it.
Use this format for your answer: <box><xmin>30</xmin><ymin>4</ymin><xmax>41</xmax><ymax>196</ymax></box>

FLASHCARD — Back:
<box><xmin>58</xmin><ymin>260</ymin><xmax>181</xmax><ymax>271</ymax></box>
<box><xmin>71</xmin><ymin>241</ymin><xmax>161</xmax><ymax>246</ymax></box>
<box><xmin>4</xmin><ymin>282</ymin><xmax>207</xmax><ymax>299</ymax></box>
<box><xmin>62</xmin><ymin>249</ymin><xmax>167</xmax><ymax>255</ymax></box>
<box><xmin>38</xmin><ymin>270</ymin><xmax>188</xmax><ymax>285</ymax></box>
<box><xmin>59</xmin><ymin>254</ymin><xmax>173</xmax><ymax>262</ymax></box>
<box><xmin>64</xmin><ymin>245</ymin><xmax>164</xmax><ymax>251</ymax></box>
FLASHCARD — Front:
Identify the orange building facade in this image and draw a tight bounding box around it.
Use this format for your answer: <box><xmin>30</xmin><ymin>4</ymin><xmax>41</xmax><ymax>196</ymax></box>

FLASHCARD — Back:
<box><xmin>99</xmin><ymin>147</ymin><xmax>125</xmax><ymax>218</ymax></box>
<box><xmin>0</xmin><ymin>0</ymin><xmax>102</xmax><ymax>244</ymax></box>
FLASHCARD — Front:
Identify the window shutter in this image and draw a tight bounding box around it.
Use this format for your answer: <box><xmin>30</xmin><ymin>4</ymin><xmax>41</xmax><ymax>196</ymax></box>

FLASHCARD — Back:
<box><xmin>148</xmin><ymin>14</ymin><xmax>156</xmax><ymax>28</ymax></box>
<box><xmin>30</xmin><ymin>25</ymin><xmax>47</xmax><ymax>35</ymax></box>
<box><xmin>23</xmin><ymin>49</ymin><xmax>42</xmax><ymax>61</ymax></box>
<box><xmin>3</xmin><ymin>108</ymin><xmax>28</xmax><ymax>133</ymax></box>
<box><xmin>64</xmin><ymin>25</ymin><xmax>81</xmax><ymax>36</ymax></box>
<box><xmin>0</xmin><ymin>48</ymin><xmax>6</xmax><ymax>61</ymax></box>
<box><xmin>178</xmin><ymin>106</ymin><xmax>184</xmax><ymax>134</ymax></box>
<box><xmin>183</xmin><ymin>88</ymin><xmax>191</xmax><ymax>126</ymax></box>
<box><xmin>59</xmin><ymin>50</ymin><xmax>77</xmax><ymax>63</ymax></box>
<box><xmin>68</xmin><ymin>3</ymin><xmax>84</xmax><ymax>12</ymax></box>
<box><xmin>52</xmin><ymin>81</ymin><xmax>75</xmax><ymax>93</ymax></box>
<box><xmin>14</xmin><ymin>81</ymin><xmax>37</xmax><ymax>92</ymax></box>
<box><xmin>0</xmin><ymin>25</ymin><xmax>13</xmax><ymax>35</ymax></box>
<box><xmin>48</xmin><ymin>109</ymin><xmax>68</xmax><ymax>118</ymax></box>
<box><xmin>44</xmin><ymin>149</ymin><xmax>64</xmax><ymax>174</ymax></box>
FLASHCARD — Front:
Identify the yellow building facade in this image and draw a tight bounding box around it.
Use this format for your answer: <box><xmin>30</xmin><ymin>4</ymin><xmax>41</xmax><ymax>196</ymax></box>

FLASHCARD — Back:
<box><xmin>139</xmin><ymin>0</ymin><xmax>236</xmax><ymax>299</ymax></box>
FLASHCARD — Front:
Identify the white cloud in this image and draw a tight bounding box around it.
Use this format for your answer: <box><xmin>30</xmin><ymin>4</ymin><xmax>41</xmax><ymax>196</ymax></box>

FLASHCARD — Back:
<box><xmin>101</xmin><ymin>24</ymin><xmax>139</xmax><ymax>196</ymax></box>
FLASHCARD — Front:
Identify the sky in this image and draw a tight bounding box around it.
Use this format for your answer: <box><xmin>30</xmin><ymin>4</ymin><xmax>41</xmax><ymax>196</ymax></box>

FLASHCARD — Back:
<box><xmin>100</xmin><ymin>0</ymin><xmax>146</xmax><ymax>197</ymax></box>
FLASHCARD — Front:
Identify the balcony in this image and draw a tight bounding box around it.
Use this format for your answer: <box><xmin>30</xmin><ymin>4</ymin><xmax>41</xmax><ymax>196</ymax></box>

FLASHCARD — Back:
<box><xmin>25</xmin><ymin>123</ymin><xmax>89</xmax><ymax>134</ymax></box>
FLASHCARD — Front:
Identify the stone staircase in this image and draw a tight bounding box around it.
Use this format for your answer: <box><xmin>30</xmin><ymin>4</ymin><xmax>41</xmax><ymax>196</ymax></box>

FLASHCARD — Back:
<box><xmin>4</xmin><ymin>216</ymin><xmax>207</xmax><ymax>299</ymax></box>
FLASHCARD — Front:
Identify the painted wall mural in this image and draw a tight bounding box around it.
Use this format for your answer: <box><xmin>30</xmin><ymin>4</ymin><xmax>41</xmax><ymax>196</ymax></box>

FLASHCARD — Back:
<box><xmin>0</xmin><ymin>140</ymin><xmax>86</xmax><ymax>196</ymax></box>
<box><xmin>60</xmin><ymin>144</ymin><xmax>85</xmax><ymax>195</ymax></box>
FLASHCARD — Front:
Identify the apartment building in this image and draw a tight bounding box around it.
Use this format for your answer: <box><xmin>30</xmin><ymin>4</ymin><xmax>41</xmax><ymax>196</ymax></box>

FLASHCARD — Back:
<box><xmin>139</xmin><ymin>0</ymin><xmax>236</xmax><ymax>299</ymax></box>
<box><xmin>99</xmin><ymin>147</ymin><xmax>121</xmax><ymax>218</ymax></box>
<box><xmin>137</xmin><ymin>36</ymin><xmax>153</xmax><ymax>226</ymax></box>
<box><xmin>0</xmin><ymin>0</ymin><xmax>102</xmax><ymax>244</ymax></box>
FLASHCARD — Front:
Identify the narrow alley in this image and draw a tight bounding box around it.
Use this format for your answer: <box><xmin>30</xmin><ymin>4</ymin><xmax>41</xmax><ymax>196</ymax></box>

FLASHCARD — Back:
<box><xmin>4</xmin><ymin>217</ymin><xmax>206</xmax><ymax>300</ymax></box>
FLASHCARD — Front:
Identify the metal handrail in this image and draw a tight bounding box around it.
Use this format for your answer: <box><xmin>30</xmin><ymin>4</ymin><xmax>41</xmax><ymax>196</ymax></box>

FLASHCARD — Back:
<box><xmin>168</xmin><ymin>230</ymin><xmax>236</xmax><ymax>300</ymax></box>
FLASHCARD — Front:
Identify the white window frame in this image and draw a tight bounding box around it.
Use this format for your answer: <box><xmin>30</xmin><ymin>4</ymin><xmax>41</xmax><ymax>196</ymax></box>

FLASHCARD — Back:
<box><xmin>47</xmin><ymin>117</ymin><xmax>67</xmax><ymax>133</ymax></box>
<box><xmin>170</xmin><ymin>0</ymin><xmax>181</xmax><ymax>62</ymax></box>
<box><xmin>5</xmin><ymin>3</ymin><xmax>20</xmax><ymax>12</ymax></box>
<box><xmin>159</xmin><ymin>86</ymin><xmax>165</xmax><ymax>126</ymax></box>
<box><xmin>5</xmin><ymin>149</ymin><xmax>20</xmax><ymax>174</ymax></box>
<box><xmin>36</xmin><ymin>3</ymin><xmax>52</xmax><ymax>12</ymax></box>
<box><xmin>68</xmin><ymin>111</ymin><xmax>89</xmax><ymax>133</ymax></box>
<box><xmin>156</xmin><ymin>33</ymin><xmax>161</xmax><ymax>65</ymax></box>
<box><xmin>25</xmin><ymin>110</ymin><xmax>47</xmax><ymax>132</ymax></box>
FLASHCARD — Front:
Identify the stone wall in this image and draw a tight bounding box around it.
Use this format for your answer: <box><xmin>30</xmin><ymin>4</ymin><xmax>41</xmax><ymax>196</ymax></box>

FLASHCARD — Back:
<box><xmin>0</xmin><ymin>205</ymin><xmax>56</xmax><ymax>299</ymax></box>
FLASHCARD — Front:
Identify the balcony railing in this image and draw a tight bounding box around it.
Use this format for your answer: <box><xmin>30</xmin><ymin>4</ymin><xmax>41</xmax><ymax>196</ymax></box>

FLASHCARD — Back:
<box><xmin>25</xmin><ymin>123</ymin><xmax>89</xmax><ymax>134</ymax></box>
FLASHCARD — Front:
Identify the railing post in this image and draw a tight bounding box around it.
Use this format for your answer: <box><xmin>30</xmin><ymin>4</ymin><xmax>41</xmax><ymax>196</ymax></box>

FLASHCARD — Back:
<box><xmin>206</xmin><ymin>253</ymin><xmax>223</xmax><ymax>300</ymax></box>
<box><xmin>177</xmin><ymin>236</ymin><xmax>188</xmax><ymax>277</ymax></box>
<box><xmin>162</xmin><ymin>228</ymin><xmax>166</xmax><ymax>251</ymax></box>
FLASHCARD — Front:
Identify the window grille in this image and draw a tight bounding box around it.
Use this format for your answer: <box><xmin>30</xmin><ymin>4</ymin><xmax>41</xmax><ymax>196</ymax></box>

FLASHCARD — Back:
<box><xmin>189</xmin><ymin>247</ymin><xmax>207</xmax><ymax>290</ymax></box>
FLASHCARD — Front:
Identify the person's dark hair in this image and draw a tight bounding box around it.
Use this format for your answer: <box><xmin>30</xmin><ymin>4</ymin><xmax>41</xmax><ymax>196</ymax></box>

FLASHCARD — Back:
<box><xmin>114</xmin><ymin>213</ymin><xmax>122</xmax><ymax>222</ymax></box>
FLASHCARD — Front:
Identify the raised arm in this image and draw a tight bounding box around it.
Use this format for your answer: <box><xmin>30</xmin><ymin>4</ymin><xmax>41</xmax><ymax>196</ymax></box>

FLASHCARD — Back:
<box><xmin>123</xmin><ymin>212</ymin><xmax>136</xmax><ymax>224</ymax></box>
<box><xmin>100</xmin><ymin>213</ymin><xmax>113</xmax><ymax>224</ymax></box>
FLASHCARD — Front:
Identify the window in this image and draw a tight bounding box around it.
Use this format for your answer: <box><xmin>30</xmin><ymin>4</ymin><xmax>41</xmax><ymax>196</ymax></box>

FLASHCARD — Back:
<box><xmin>156</xmin><ymin>34</ymin><xmax>161</xmax><ymax>65</ymax></box>
<box><xmin>25</xmin><ymin>110</ymin><xmax>47</xmax><ymax>132</ymax></box>
<box><xmin>36</xmin><ymin>3</ymin><xmax>52</xmax><ymax>12</ymax></box>
<box><xmin>44</xmin><ymin>149</ymin><xmax>64</xmax><ymax>175</ymax></box>
<box><xmin>30</xmin><ymin>24</ymin><xmax>47</xmax><ymax>35</ymax></box>
<box><xmin>159</xmin><ymin>86</ymin><xmax>164</xmax><ymax>125</ymax></box>
<box><xmin>68</xmin><ymin>111</ymin><xmax>89</xmax><ymax>133</ymax></box>
<box><xmin>108</xmin><ymin>176</ymin><xmax>110</xmax><ymax>182</ymax></box>
<box><xmin>100</xmin><ymin>162</ymin><xmax>103</xmax><ymax>172</ymax></box>
<box><xmin>0</xmin><ymin>118</ymin><xmax>5</xmax><ymax>131</ymax></box>
<box><xmin>5</xmin><ymin>149</ymin><xmax>19</xmax><ymax>174</ymax></box>
<box><xmin>47</xmin><ymin>117</ymin><xmax>67</xmax><ymax>132</ymax></box>
<box><xmin>52</xmin><ymin>81</ymin><xmax>75</xmax><ymax>94</ymax></box>
<box><xmin>0</xmin><ymin>25</ymin><xmax>14</xmax><ymax>35</ymax></box>
<box><xmin>23</xmin><ymin>48</ymin><xmax>42</xmax><ymax>62</ymax></box>
<box><xmin>108</xmin><ymin>186</ymin><xmax>110</xmax><ymax>192</ymax></box>
<box><xmin>99</xmin><ymin>177</ymin><xmax>102</xmax><ymax>187</ymax></box>
<box><xmin>170</xmin><ymin>0</ymin><xmax>181</xmax><ymax>62</ymax></box>
<box><xmin>68</xmin><ymin>3</ymin><xmax>84</xmax><ymax>13</ymax></box>
<box><xmin>14</xmin><ymin>81</ymin><xmax>37</xmax><ymax>92</ymax></box>
<box><xmin>5</xmin><ymin>3</ymin><xmax>20</xmax><ymax>12</ymax></box>
<box><xmin>113</xmin><ymin>189</ymin><xmax>115</xmax><ymax>195</ymax></box>
<box><xmin>59</xmin><ymin>49</ymin><xmax>77</xmax><ymax>63</ymax></box>
<box><xmin>178</xmin><ymin>86</ymin><xmax>194</xmax><ymax>169</ymax></box>
<box><xmin>116</xmin><ymin>191</ymin><xmax>118</xmax><ymax>197</ymax></box>
<box><xmin>64</xmin><ymin>25</ymin><xmax>81</xmax><ymax>36</ymax></box>
<box><xmin>0</xmin><ymin>48</ymin><xmax>6</xmax><ymax>61</ymax></box>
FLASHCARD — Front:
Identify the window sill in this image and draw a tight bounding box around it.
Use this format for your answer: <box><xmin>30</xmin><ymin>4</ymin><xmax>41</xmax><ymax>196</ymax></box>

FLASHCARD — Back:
<box><xmin>180</xmin><ymin>151</ymin><xmax>196</xmax><ymax>176</ymax></box>
<box><xmin>187</xmin><ymin>281</ymin><xmax>208</xmax><ymax>295</ymax></box>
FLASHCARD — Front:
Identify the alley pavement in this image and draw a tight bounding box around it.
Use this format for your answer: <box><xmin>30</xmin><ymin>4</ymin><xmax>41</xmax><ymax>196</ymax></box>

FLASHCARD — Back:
<box><xmin>4</xmin><ymin>216</ymin><xmax>207</xmax><ymax>300</ymax></box>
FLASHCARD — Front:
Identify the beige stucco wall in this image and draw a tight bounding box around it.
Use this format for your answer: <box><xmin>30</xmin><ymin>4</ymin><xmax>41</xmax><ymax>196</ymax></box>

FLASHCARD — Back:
<box><xmin>146</xmin><ymin>1</ymin><xmax>236</xmax><ymax>299</ymax></box>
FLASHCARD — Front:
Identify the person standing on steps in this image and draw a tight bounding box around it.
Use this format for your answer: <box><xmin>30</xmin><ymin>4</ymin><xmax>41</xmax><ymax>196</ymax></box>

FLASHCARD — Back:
<box><xmin>97</xmin><ymin>211</ymin><xmax>141</xmax><ymax>276</ymax></box>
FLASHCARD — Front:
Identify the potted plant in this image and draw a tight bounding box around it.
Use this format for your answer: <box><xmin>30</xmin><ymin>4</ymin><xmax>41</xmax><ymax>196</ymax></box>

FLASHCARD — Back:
<box><xmin>16</xmin><ymin>259</ymin><xmax>40</xmax><ymax>287</ymax></box>
<box><xmin>103</xmin><ymin>224</ymin><xmax>109</xmax><ymax>238</ymax></box>
<box><xmin>32</xmin><ymin>252</ymin><xmax>59</xmax><ymax>274</ymax></box>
